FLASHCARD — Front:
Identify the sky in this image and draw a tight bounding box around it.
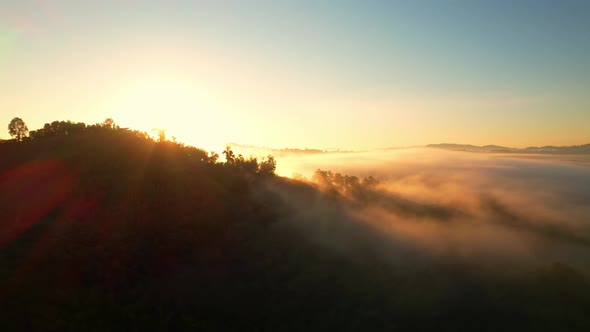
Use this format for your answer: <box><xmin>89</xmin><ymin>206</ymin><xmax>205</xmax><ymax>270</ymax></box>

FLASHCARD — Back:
<box><xmin>1</xmin><ymin>0</ymin><xmax>589</xmax><ymax>150</ymax></box>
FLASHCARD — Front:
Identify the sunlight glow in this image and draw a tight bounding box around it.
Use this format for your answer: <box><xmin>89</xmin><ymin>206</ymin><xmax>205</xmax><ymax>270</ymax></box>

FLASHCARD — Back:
<box><xmin>114</xmin><ymin>78</ymin><xmax>200</xmax><ymax>130</ymax></box>
<box><xmin>110</xmin><ymin>77</ymin><xmax>221</xmax><ymax>151</ymax></box>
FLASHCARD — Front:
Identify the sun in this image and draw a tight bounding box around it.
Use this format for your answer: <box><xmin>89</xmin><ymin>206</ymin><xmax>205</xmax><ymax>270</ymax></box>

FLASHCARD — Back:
<box><xmin>115</xmin><ymin>78</ymin><xmax>199</xmax><ymax>129</ymax></box>
<box><xmin>110</xmin><ymin>77</ymin><xmax>222</xmax><ymax>151</ymax></box>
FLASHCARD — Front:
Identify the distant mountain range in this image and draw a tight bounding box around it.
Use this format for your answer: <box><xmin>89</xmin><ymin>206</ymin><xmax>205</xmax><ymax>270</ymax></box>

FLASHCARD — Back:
<box><xmin>427</xmin><ymin>143</ymin><xmax>590</xmax><ymax>154</ymax></box>
<box><xmin>227</xmin><ymin>143</ymin><xmax>354</xmax><ymax>156</ymax></box>
<box><xmin>226</xmin><ymin>142</ymin><xmax>590</xmax><ymax>156</ymax></box>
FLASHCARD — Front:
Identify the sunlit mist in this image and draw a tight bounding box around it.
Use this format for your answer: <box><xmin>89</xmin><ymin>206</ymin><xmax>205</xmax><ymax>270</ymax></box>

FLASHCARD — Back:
<box><xmin>1</xmin><ymin>1</ymin><xmax>589</xmax><ymax>148</ymax></box>
<box><xmin>2</xmin><ymin>1</ymin><xmax>590</xmax><ymax>330</ymax></box>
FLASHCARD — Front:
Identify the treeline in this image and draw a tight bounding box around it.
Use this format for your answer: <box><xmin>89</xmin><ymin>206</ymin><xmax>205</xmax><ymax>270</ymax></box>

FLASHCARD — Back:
<box><xmin>28</xmin><ymin>118</ymin><xmax>119</xmax><ymax>139</ymax></box>
<box><xmin>3</xmin><ymin>117</ymin><xmax>590</xmax><ymax>332</ymax></box>
<box><xmin>311</xmin><ymin>169</ymin><xmax>379</xmax><ymax>200</ymax></box>
<box><xmin>6</xmin><ymin>117</ymin><xmax>123</xmax><ymax>141</ymax></box>
<box><xmin>5</xmin><ymin>116</ymin><xmax>277</xmax><ymax>176</ymax></box>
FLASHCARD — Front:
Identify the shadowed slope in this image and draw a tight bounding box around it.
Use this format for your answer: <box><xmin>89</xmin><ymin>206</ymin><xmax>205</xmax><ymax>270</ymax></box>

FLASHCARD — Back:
<box><xmin>1</xmin><ymin>130</ymin><xmax>590</xmax><ymax>331</ymax></box>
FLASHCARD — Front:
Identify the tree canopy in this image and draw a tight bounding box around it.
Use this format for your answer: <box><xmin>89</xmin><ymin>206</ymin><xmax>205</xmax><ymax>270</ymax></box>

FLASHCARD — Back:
<box><xmin>8</xmin><ymin>117</ymin><xmax>29</xmax><ymax>141</ymax></box>
<box><xmin>5</xmin><ymin>117</ymin><xmax>277</xmax><ymax>177</ymax></box>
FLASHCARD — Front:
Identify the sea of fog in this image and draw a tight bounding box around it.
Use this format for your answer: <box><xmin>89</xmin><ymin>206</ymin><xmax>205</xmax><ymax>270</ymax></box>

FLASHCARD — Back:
<box><xmin>240</xmin><ymin>147</ymin><xmax>590</xmax><ymax>272</ymax></box>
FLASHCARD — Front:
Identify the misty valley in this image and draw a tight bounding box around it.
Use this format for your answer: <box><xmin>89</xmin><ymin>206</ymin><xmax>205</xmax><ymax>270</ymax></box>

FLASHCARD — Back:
<box><xmin>3</xmin><ymin>1</ymin><xmax>590</xmax><ymax>330</ymax></box>
<box><xmin>1</xmin><ymin>123</ymin><xmax>589</xmax><ymax>331</ymax></box>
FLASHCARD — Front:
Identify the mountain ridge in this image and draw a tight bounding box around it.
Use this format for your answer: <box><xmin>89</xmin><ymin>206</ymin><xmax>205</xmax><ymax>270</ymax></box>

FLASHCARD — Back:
<box><xmin>427</xmin><ymin>143</ymin><xmax>590</xmax><ymax>154</ymax></box>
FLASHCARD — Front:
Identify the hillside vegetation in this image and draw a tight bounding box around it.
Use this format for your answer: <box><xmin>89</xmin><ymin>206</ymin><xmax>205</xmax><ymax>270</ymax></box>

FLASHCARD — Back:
<box><xmin>1</xmin><ymin>120</ymin><xmax>590</xmax><ymax>331</ymax></box>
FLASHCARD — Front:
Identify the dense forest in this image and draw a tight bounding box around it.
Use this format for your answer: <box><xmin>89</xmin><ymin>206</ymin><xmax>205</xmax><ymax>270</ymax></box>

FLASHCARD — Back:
<box><xmin>1</xmin><ymin>118</ymin><xmax>590</xmax><ymax>331</ymax></box>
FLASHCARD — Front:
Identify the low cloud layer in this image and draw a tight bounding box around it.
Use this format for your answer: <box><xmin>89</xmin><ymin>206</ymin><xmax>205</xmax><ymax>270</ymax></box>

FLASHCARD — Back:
<box><xmin>262</xmin><ymin>148</ymin><xmax>590</xmax><ymax>271</ymax></box>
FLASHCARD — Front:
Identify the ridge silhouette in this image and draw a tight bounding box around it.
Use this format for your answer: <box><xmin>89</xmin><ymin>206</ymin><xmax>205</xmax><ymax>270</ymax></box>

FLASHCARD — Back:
<box><xmin>1</xmin><ymin>118</ymin><xmax>589</xmax><ymax>331</ymax></box>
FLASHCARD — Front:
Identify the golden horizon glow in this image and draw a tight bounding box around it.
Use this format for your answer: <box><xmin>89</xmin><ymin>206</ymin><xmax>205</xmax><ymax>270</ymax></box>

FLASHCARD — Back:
<box><xmin>1</xmin><ymin>2</ymin><xmax>589</xmax><ymax>150</ymax></box>
<box><xmin>106</xmin><ymin>76</ymin><xmax>222</xmax><ymax>152</ymax></box>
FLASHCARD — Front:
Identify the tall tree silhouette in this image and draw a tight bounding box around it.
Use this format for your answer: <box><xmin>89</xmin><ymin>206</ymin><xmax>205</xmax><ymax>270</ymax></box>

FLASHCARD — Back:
<box><xmin>8</xmin><ymin>117</ymin><xmax>29</xmax><ymax>141</ymax></box>
<box><xmin>223</xmin><ymin>146</ymin><xmax>235</xmax><ymax>165</ymax></box>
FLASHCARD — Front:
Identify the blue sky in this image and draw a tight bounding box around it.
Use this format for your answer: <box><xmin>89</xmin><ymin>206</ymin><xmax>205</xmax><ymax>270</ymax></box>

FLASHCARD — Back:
<box><xmin>1</xmin><ymin>0</ymin><xmax>589</xmax><ymax>148</ymax></box>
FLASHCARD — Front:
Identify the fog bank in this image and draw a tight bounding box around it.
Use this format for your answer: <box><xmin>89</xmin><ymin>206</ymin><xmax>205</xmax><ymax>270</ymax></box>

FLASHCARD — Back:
<box><xmin>263</xmin><ymin>148</ymin><xmax>590</xmax><ymax>271</ymax></box>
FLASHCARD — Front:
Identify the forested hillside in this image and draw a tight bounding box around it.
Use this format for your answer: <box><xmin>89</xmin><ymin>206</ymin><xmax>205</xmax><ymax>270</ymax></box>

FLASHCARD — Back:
<box><xmin>1</xmin><ymin>120</ymin><xmax>590</xmax><ymax>331</ymax></box>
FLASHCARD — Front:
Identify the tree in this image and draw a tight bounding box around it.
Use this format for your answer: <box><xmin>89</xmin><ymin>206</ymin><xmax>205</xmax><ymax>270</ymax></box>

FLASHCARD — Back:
<box><xmin>101</xmin><ymin>118</ymin><xmax>118</xmax><ymax>130</ymax></box>
<box><xmin>362</xmin><ymin>176</ymin><xmax>379</xmax><ymax>187</ymax></box>
<box><xmin>236</xmin><ymin>155</ymin><xmax>258</xmax><ymax>174</ymax></box>
<box><xmin>258</xmin><ymin>155</ymin><xmax>276</xmax><ymax>175</ymax></box>
<box><xmin>8</xmin><ymin>117</ymin><xmax>29</xmax><ymax>141</ymax></box>
<box><xmin>208</xmin><ymin>151</ymin><xmax>219</xmax><ymax>164</ymax></box>
<box><xmin>43</xmin><ymin>123</ymin><xmax>53</xmax><ymax>135</ymax></box>
<box><xmin>312</xmin><ymin>169</ymin><xmax>334</xmax><ymax>188</ymax></box>
<box><xmin>223</xmin><ymin>146</ymin><xmax>235</xmax><ymax>165</ymax></box>
<box><xmin>157</xmin><ymin>129</ymin><xmax>166</xmax><ymax>142</ymax></box>
<box><xmin>51</xmin><ymin>121</ymin><xmax>63</xmax><ymax>135</ymax></box>
<box><xmin>152</xmin><ymin>128</ymin><xmax>166</xmax><ymax>142</ymax></box>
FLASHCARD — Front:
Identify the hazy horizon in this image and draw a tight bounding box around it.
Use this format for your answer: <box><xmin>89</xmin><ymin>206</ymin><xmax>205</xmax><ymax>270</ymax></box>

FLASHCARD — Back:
<box><xmin>3</xmin><ymin>2</ymin><xmax>590</xmax><ymax>330</ymax></box>
<box><xmin>2</xmin><ymin>0</ymin><xmax>589</xmax><ymax>150</ymax></box>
